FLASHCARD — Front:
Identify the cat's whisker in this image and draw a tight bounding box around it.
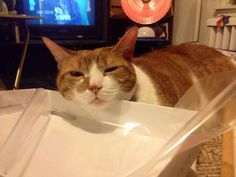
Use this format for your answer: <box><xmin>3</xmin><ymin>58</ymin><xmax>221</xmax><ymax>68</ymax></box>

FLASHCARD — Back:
<box><xmin>101</xmin><ymin>87</ymin><xmax>119</xmax><ymax>92</ymax></box>
<box><xmin>100</xmin><ymin>90</ymin><xmax>117</xmax><ymax>93</ymax></box>
<box><xmin>73</xmin><ymin>91</ymin><xmax>96</xmax><ymax>102</ymax></box>
<box><xmin>100</xmin><ymin>90</ymin><xmax>119</xmax><ymax>95</ymax></box>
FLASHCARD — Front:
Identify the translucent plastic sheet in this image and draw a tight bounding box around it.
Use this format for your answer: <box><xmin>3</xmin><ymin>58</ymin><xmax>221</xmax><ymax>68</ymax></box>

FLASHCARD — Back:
<box><xmin>0</xmin><ymin>89</ymin><xmax>51</xmax><ymax>177</ymax></box>
<box><xmin>0</xmin><ymin>90</ymin><xmax>30</xmax><ymax>116</ymax></box>
<box><xmin>0</xmin><ymin>71</ymin><xmax>235</xmax><ymax>177</ymax></box>
<box><xmin>0</xmin><ymin>89</ymin><xmax>196</xmax><ymax>177</ymax></box>
<box><xmin>163</xmin><ymin>71</ymin><xmax>236</xmax><ymax>159</ymax></box>
<box><xmin>126</xmin><ymin>71</ymin><xmax>236</xmax><ymax>177</ymax></box>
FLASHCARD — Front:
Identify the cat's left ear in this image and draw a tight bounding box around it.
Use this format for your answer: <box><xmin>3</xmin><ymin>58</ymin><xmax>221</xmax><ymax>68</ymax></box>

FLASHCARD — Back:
<box><xmin>112</xmin><ymin>26</ymin><xmax>138</xmax><ymax>62</ymax></box>
<box><xmin>42</xmin><ymin>37</ymin><xmax>76</xmax><ymax>69</ymax></box>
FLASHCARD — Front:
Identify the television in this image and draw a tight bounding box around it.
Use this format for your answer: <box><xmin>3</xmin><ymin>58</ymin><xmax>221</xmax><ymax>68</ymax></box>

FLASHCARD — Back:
<box><xmin>16</xmin><ymin>0</ymin><xmax>109</xmax><ymax>44</ymax></box>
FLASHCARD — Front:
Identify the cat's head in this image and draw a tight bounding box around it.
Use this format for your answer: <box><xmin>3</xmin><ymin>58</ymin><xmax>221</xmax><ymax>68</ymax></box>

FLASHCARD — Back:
<box><xmin>43</xmin><ymin>27</ymin><xmax>138</xmax><ymax>109</ymax></box>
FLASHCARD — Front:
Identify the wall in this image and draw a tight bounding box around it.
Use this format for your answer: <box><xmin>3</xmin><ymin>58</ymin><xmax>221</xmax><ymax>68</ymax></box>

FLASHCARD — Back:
<box><xmin>198</xmin><ymin>0</ymin><xmax>218</xmax><ymax>45</ymax></box>
<box><xmin>172</xmin><ymin>0</ymin><xmax>223</xmax><ymax>45</ymax></box>
<box><xmin>172</xmin><ymin>0</ymin><xmax>201</xmax><ymax>44</ymax></box>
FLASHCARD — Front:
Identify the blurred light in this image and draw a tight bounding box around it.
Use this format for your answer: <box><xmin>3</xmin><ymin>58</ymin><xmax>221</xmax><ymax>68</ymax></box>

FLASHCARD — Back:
<box><xmin>123</xmin><ymin>122</ymin><xmax>141</xmax><ymax>136</ymax></box>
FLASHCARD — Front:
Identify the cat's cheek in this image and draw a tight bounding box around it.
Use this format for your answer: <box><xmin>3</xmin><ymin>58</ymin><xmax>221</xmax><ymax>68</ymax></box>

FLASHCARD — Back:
<box><xmin>72</xmin><ymin>90</ymin><xmax>96</xmax><ymax>105</ymax></box>
<box><xmin>101</xmin><ymin>76</ymin><xmax>120</xmax><ymax>100</ymax></box>
<box><xmin>61</xmin><ymin>91</ymin><xmax>74</xmax><ymax>101</ymax></box>
<box><xmin>57</xmin><ymin>86</ymin><xmax>74</xmax><ymax>101</ymax></box>
<box><xmin>118</xmin><ymin>86</ymin><xmax>136</xmax><ymax>101</ymax></box>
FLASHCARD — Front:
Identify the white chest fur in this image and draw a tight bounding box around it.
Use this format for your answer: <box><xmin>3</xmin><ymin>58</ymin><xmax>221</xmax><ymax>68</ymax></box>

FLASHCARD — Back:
<box><xmin>132</xmin><ymin>64</ymin><xmax>161</xmax><ymax>105</ymax></box>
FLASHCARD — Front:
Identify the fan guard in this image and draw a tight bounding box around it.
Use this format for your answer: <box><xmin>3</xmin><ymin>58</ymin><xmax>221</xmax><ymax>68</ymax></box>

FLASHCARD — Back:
<box><xmin>120</xmin><ymin>0</ymin><xmax>172</xmax><ymax>25</ymax></box>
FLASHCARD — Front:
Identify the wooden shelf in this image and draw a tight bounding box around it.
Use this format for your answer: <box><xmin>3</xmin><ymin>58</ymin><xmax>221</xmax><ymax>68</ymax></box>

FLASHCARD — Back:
<box><xmin>207</xmin><ymin>16</ymin><xmax>236</xmax><ymax>26</ymax></box>
<box><xmin>214</xmin><ymin>4</ymin><xmax>236</xmax><ymax>10</ymax></box>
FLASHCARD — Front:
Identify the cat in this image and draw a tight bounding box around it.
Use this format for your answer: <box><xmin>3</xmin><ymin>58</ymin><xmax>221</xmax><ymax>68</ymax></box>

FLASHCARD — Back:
<box><xmin>42</xmin><ymin>26</ymin><xmax>236</xmax><ymax>109</ymax></box>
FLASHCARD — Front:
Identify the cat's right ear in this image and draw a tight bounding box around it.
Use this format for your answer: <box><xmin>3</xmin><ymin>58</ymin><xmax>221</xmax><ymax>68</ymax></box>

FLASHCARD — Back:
<box><xmin>42</xmin><ymin>37</ymin><xmax>76</xmax><ymax>69</ymax></box>
<box><xmin>112</xmin><ymin>26</ymin><xmax>138</xmax><ymax>62</ymax></box>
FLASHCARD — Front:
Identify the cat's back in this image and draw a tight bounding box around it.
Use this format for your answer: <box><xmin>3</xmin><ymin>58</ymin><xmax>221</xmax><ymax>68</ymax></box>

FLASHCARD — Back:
<box><xmin>132</xmin><ymin>43</ymin><xmax>236</xmax><ymax>106</ymax></box>
<box><xmin>133</xmin><ymin>43</ymin><xmax>234</xmax><ymax>74</ymax></box>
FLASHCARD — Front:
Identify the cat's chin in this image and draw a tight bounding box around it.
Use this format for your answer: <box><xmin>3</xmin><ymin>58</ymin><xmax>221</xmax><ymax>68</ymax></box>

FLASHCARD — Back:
<box><xmin>89</xmin><ymin>98</ymin><xmax>107</xmax><ymax>107</ymax></box>
<box><xmin>71</xmin><ymin>94</ymin><xmax>116</xmax><ymax>110</ymax></box>
<box><xmin>87</xmin><ymin>98</ymin><xmax>116</xmax><ymax>110</ymax></box>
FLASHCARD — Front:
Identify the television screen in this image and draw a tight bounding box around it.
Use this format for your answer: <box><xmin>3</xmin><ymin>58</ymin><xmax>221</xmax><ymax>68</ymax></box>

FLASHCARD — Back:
<box><xmin>16</xmin><ymin>0</ymin><xmax>108</xmax><ymax>42</ymax></box>
<box><xmin>23</xmin><ymin>0</ymin><xmax>95</xmax><ymax>25</ymax></box>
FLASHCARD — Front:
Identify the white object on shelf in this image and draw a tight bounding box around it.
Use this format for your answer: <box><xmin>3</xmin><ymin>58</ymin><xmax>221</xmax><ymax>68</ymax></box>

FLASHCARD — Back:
<box><xmin>215</xmin><ymin>27</ymin><xmax>223</xmax><ymax>48</ymax></box>
<box><xmin>222</xmin><ymin>26</ymin><xmax>231</xmax><ymax>49</ymax></box>
<box><xmin>209</xmin><ymin>27</ymin><xmax>216</xmax><ymax>47</ymax></box>
<box><xmin>229</xmin><ymin>26</ymin><xmax>236</xmax><ymax>50</ymax></box>
<box><xmin>207</xmin><ymin>17</ymin><xmax>236</xmax><ymax>51</ymax></box>
<box><xmin>138</xmin><ymin>26</ymin><xmax>156</xmax><ymax>38</ymax></box>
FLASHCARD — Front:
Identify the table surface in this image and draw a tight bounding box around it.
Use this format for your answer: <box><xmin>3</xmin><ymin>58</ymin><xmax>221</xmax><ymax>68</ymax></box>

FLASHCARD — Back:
<box><xmin>0</xmin><ymin>14</ymin><xmax>41</xmax><ymax>21</ymax></box>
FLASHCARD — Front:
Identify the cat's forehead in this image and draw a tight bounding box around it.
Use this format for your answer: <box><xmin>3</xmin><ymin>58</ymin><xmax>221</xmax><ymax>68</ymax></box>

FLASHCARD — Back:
<box><xmin>69</xmin><ymin>48</ymin><xmax>126</xmax><ymax>66</ymax></box>
<box><xmin>59</xmin><ymin>48</ymin><xmax>129</xmax><ymax>74</ymax></box>
<box><xmin>60</xmin><ymin>49</ymin><xmax>109</xmax><ymax>72</ymax></box>
<box><xmin>72</xmin><ymin>49</ymin><xmax>109</xmax><ymax>64</ymax></box>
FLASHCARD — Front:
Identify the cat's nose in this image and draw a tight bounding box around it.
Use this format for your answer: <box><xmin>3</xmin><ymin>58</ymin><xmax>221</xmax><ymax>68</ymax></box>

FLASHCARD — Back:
<box><xmin>88</xmin><ymin>85</ymin><xmax>103</xmax><ymax>94</ymax></box>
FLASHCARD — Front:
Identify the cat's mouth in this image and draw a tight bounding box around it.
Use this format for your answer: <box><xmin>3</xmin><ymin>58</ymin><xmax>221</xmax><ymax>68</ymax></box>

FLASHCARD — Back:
<box><xmin>89</xmin><ymin>97</ymin><xmax>106</xmax><ymax>105</ymax></box>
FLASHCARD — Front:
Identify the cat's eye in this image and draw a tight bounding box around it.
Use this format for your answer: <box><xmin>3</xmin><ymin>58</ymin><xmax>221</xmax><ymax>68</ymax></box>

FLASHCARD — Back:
<box><xmin>70</xmin><ymin>71</ymin><xmax>83</xmax><ymax>77</ymax></box>
<box><xmin>104</xmin><ymin>66</ymin><xmax>119</xmax><ymax>73</ymax></box>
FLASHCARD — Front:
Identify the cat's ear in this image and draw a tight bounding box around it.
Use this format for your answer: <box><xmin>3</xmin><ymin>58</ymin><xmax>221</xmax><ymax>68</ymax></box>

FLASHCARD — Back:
<box><xmin>42</xmin><ymin>37</ymin><xmax>76</xmax><ymax>69</ymax></box>
<box><xmin>112</xmin><ymin>26</ymin><xmax>138</xmax><ymax>62</ymax></box>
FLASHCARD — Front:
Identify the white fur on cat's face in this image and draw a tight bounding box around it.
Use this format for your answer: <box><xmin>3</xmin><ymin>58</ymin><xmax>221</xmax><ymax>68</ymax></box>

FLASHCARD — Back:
<box><xmin>42</xmin><ymin>27</ymin><xmax>139</xmax><ymax>109</ymax></box>
<box><xmin>71</xmin><ymin>63</ymin><xmax>135</xmax><ymax>109</ymax></box>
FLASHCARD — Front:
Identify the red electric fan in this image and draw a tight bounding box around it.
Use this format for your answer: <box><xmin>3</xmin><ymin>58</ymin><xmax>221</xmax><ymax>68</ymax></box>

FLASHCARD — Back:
<box><xmin>120</xmin><ymin>0</ymin><xmax>172</xmax><ymax>38</ymax></box>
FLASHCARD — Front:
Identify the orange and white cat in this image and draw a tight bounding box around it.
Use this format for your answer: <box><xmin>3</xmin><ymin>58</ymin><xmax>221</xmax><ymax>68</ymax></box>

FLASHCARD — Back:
<box><xmin>42</xmin><ymin>27</ymin><xmax>236</xmax><ymax>109</ymax></box>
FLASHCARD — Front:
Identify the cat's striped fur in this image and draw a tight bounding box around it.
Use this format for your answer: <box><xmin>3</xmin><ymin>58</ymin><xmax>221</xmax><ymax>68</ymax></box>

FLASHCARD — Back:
<box><xmin>43</xmin><ymin>27</ymin><xmax>236</xmax><ymax>108</ymax></box>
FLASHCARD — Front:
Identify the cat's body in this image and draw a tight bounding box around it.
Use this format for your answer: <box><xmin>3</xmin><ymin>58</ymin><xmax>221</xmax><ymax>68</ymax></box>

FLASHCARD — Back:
<box><xmin>132</xmin><ymin>44</ymin><xmax>236</xmax><ymax>106</ymax></box>
<box><xmin>43</xmin><ymin>27</ymin><xmax>236</xmax><ymax>108</ymax></box>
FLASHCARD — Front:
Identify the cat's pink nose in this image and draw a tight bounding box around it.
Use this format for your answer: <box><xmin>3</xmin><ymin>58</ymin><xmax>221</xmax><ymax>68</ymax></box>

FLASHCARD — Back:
<box><xmin>88</xmin><ymin>85</ymin><xmax>103</xmax><ymax>94</ymax></box>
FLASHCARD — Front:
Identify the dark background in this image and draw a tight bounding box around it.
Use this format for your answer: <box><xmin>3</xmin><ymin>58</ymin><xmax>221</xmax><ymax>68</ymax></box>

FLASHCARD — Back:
<box><xmin>0</xmin><ymin>1</ymin><xmax>172</xmax><ymax>90</ymax></box>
